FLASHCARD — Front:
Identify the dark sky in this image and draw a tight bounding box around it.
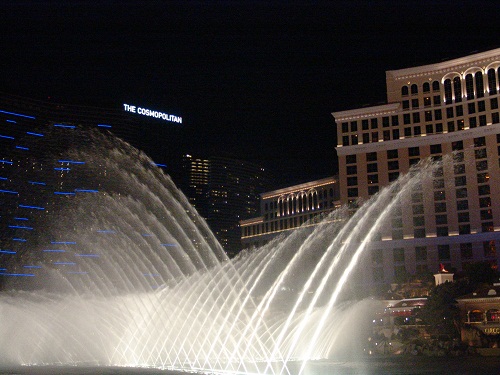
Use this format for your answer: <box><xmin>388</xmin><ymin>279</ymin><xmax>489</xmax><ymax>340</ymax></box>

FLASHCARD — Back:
<box><xmin>1</xmin><ymin>0</ymin><xmax>498</xmax><ymax>186</ymax></box>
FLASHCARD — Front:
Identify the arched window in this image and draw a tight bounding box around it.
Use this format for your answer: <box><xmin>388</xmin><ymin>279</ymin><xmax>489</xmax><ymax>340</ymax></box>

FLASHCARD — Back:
<box><xmin>432</xmin><ymin>80</ymin><xmax>440</xmax><ymax>91</ymax></box>
<box><xmin>488</xmin><ymin>68</ymin><xmax>497</xmax><ymax>94</ymax></box>
<box><xmin>411</xmin><ymin>84</ymin><xmax>418</xmax><ymax>95</ymax></box>
<box><xmin>453</xmin><ymin>76</ymin><xmax>462</xmax><ymax>102</ymax></box>
<box><xmin>444</xmin><ymin>79</ymin><xmax>452</xmax><ymax>104</ymax></box>
<box><xmin>465</xmin><ymin>74</ymin><xmax>474</xmax><ymax>100</ymax></box>
<box><xmin>423</xmin><ymin>82</ymin><xmax>430</xmax><ymax>92</ymax></box>
<box><xmin>401</xmin><ymin>86</ymin><xmax>409</xmax><ymax>96</ymax></box>
<box><xmin>475</xmin><ymin>71</ymin><xmax>484</xmax><ymax>98</ymax></box>
<box><xmin>469</xmin><ymin>309</ymin><xmax>484</xmax><ymax>323</ymax></box>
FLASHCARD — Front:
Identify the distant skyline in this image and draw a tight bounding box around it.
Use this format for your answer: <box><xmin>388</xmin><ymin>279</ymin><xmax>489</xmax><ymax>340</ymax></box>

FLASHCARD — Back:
<box><xmin>1</xmin><ymin>0</ymin><xmax>498</xmax><ymax>186</ymax></box>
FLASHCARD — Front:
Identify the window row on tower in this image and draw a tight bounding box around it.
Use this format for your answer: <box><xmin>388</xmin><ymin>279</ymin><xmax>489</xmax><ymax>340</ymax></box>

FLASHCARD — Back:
<box><xmin>400</xmin><ymin>67</ymin><xmax>500</xmax><ymax>99</ymax></box>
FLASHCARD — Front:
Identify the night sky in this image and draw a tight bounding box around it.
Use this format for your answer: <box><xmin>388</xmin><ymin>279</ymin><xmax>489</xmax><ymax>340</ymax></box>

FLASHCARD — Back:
<box><xmin>1</xmin><ymin>0</ymin><xmax>498</xmax><ymax>186</ymax></box>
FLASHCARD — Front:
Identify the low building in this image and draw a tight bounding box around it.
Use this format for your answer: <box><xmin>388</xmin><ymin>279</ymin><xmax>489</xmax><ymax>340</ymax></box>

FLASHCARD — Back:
<box><xmin>240</xmin><ymin>176</ymin><xmax>340</xmax><ymax>249</ymax></box>
<box><xmin>457</xmin><ymin>284</ymin><xmax>500</xmax><ymax>336</ymax></box>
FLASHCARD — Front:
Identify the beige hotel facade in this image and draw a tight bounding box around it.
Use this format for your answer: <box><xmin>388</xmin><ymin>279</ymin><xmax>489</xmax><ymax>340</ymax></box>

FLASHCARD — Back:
<box><xmin>240</xmin><ymin>176</ymin><xmax>340</xmax><ymax>249</ymax></box>
<box><xmin>333</xmin><ymin>48</ymin><xmax>500</xmax><ymax>287</ymax></box>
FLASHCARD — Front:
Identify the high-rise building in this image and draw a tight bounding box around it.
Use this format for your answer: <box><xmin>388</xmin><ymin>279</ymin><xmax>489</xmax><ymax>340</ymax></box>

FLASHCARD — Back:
<box><xmin>240</xmin><ymin>176</ymin><xmax>340</xmax><ymax>249</ymax></box>
<box><xmin>0</xmin><ymin>93</ymin><xmax>184</xmax><ymax>289</ymax></box>
<box><xmin>181</xmin><ymin>154</ymin><xmax>274</xmax><ymax>257</ymax></box>
<box><xmin>182</xmin><ymin>155</ymin><xmax>210</xmax><ymax>215</ymax></box>
<box><xmin>0</xmin><ymin>92</ymin><xmax>183</xmax><ymax>168</ymax></box>
<box><xmin>332</xmin><ymin>48</ymin><xmax>500</xmax><ymax>288</ymax></box>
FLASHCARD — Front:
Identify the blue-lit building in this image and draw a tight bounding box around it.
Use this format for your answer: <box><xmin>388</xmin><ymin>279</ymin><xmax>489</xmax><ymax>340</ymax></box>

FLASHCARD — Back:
<box><xmin>0</xmin><ymin>92</ymin><xmax>184</xmax><ymax>290</ymax></box>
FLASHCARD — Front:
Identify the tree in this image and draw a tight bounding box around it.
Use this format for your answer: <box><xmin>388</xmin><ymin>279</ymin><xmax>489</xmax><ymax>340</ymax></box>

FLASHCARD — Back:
<box><xmin>419</xmin><ymin>279</ymin><xmax>472</xmax><ymax>337</ymax></box>
<box><xmin>462</xmin><ymin>261</ymin><xmax>500</xmax><ymax>285</ymax></box>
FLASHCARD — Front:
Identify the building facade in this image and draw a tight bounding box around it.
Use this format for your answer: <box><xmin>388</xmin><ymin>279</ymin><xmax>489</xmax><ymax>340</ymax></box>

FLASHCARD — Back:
<box><xmin>333</xmin><ymin>48</ymin><xmax>500</xmax><ymax>288</ymax></box>
<box><xmin>0</xmin><ymin>93</ymin><xmax>187</xmax><ymax>290</ymax></box>
<box><xmin>240</xmin><ymin>176</ymin><xmax>340</xmax><ymax>249</ymax></box>
<box><xmin>0</xmin><ymin>92</ymin><xmax>183</xmax><ymax>168</ymax></box>
<box><xmin>181</xmin><ymin>154</ymin><xmax>274</xmax><ymax>257</ymax></box>
<box><xmin>457</xmin><ymin>284</ymin><xmax>500</xmax><ymax>339</ymax></box>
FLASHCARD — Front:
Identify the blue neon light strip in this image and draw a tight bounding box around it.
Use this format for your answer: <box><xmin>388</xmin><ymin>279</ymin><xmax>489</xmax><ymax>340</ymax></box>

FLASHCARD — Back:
<box><xmin>54</xmin><ymin>192</ymin><xmax>75</xmax><ymax>195</ymax></box>
<box><xmin>23</xmin><ymin>265</ymin><xmax>42</xmax><ymax>269</ymax></box>
<box><xmin>53</xmin><ymin>262</ymin><xmax>76</xmax><ymax>265</ymax></box>
<box><xmin>0</xmin><ymin>109</ymin><xmax>35</xmax><ymax>119</ymax></box>
<box><xmin>0</xmin><ymin>250</ymin><xmax>16</xmax><ymax>254</ymax></box>
<box><xmin>97</xmin><ymin>230</ymin><xmax>115</xmax><ymax>233</ymax></box>
<box><xmin>0</xmin><ymin>135</ymin><xmax>14</xmax><ymax>140</ymax></box>
<box><xmin>19</xmin><ymin>204</ymin><xmax>45</xmax><ymax>210</ymax></box>
<box><xmin>75</xmin><ymin>189</ymin><xmax>99</xmax><ymax>193</ymax></box>
<box><xmin>12</xmin><ymin>238</ymin><xmax>27</xmax><ymax>242</ymax></box>
<box><xmin>8</xmin><ymin>225</ymin><xmax>33</xmax><ymax>230</ymax></box>
<box><xmin>28</xmin><ymin>181</ymin><xmax>46</xmax><ymax>186</ymax></box>
<box><xmin>26</xmin><ymin>132</ymin><xmax>44</xmax><ymax>137</ymax></box>
<box><xmin>0</xmin><ymin>272</ymin><xmax>35</xmax><ymax>277</ymax></box>
<box><xmin>6</xmin><ymin>120</ymin><xmax>16</xmax><ymax>123</ymax></box>
<box><xmin>0</xmin><ymin>177</ymin><xmax>7</xmax><ymax>180</ymax></box>
<box><xmin>0</xmin><ymin>160</ymin><xmax>13</xmax><ymax>165</ymax></box>
<box><xmin>75</xmin><ymin>254</ymin><xmax>99</xmax><ymax>258</ymax></box>
<box><xmin>97</xmin><ymin>124</ymin><xmax>112</xmax><ymax>128</ymax></box>
<box><xmin>54</xmin><ymin>124</ymin><xmax>75</xmax><ymax>129</ymax></box>
<box><xmin>42</xmin><ymin>249</ymin><xmax>65</xmax><ymax>253</ymax></box>
<box><xmin>0</xmin><ymin>268</ymin><xmax>6</xmax><ymax>271</ymax></box>
<box><xmin>151</xmin><ymin>162</ymin><xmax>167</xmax><ymax>167</ymax></box>
<box><xmin>51</xmin><ymin>241</ymin><xmax>76</xmax><ymax>245</ymax></box>
<box><xmin>14</xmin><ymin>217</ymin><xmax>28</xmax><ymax>221</ymax></box>
<box><xmin>54</xmin><ymin>168</ymin><xmax>71</xmax><ymax>171</ymax></box>
<box><xmin>161</xmin><ymin>243</ymin><xmax>177</xmax><ymax>247</ymax></box>
<box><xmin>16</xmin><ymin>146</ymin><xmax>29</xmax><ymax>150</ymax></box>
<box><xmin>0</xmin><ymin>189</ymin><xmax>18</xmax><ymax>194</ymax></box>
<box><xmin>58</xmin><ymin>160</ymin><xmax>85</xmax><ymax>164</ymax></box>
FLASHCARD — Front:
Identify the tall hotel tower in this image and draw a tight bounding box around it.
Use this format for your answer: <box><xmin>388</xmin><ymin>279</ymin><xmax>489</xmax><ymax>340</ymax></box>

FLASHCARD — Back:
<box><xmin>181</xmin><ymin>154</ymin><xmax>274</xmax><ymax>258</ymax></box>
<box><xmin>332</xmin><ymin>48</ymin><xmax>500</xmax><ymax>288</ymax></box>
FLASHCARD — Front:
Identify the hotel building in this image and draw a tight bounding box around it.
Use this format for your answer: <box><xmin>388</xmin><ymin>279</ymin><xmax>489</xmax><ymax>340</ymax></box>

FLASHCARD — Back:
<box><xmin>0</xmin><ymin>93</ymin><xmax>182</xmax><ymax>289</ymax></box>
<box><xmin>0</xmin><ymin>92</ymin><xmax>182</xmax><ymax>168</ymax></box>
<box><xmin>332</xmin><ymin>48</ymin><xmax>500</xmax><ymax>288</ymax></box>
<box><xmin>181</xmin><ymin>154</ymin><xmax>274</xmax><ymax>257</ymax></box>
<box><xmin>240</xmin><ymin>176</ymin><xmax>340</xmax><ymax>249</ymax></box>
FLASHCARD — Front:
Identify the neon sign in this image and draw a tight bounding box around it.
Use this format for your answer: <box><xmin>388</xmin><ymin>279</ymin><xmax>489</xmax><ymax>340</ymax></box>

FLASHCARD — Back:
<box><xmin>123</xmin><ymin>104</ymin><xmax>182</xmax><ymax>124</ymax></box>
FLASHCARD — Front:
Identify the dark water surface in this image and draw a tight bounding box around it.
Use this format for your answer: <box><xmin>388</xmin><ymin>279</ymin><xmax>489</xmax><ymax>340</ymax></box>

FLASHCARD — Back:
<box><xmin>1</xmin><ymin>356</ymin><xmax>500</xmax><ymax>375</ymax></box>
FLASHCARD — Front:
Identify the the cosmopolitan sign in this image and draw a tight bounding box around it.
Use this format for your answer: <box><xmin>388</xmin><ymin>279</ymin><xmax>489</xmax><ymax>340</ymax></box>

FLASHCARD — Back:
<box><xmin>123</xmin><ymin>104</ymin><xmax>182</xmax><ymax>124</ymax></box>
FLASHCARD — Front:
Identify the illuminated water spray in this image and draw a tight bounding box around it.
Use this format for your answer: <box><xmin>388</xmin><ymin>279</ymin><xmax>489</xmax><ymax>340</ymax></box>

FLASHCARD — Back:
<box><xmin>0</xmin><ymin>126</ymin><xmax>440</xmax><ymax>374</ymax></box>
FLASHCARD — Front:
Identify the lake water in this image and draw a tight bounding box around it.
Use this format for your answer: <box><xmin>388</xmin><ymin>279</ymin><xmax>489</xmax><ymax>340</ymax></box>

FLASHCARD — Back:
<box><xmin>1</xmin><ymin>356</ymin><xmax>500</xmax><ymax>375</ymax></box>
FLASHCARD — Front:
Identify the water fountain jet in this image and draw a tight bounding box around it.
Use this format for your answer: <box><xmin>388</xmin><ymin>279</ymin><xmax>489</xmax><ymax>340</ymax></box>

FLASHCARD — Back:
<box><xmin>0</xmin><ymin>128</ymin><xmax>444</xmax><ymax>374</ymax></box>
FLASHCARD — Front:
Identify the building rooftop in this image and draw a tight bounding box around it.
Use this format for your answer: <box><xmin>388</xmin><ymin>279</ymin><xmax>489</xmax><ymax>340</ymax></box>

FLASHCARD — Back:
<box><xmin>331</xmin><ymin>103</ymin><xmax>399</xmax><ymax>121</ymax></box>
<box><xmin>386</xmin><ymin>48</ymin><xmax>500</xmax><ymax>81</ymax></box>
<box><xmin>261</xmin><ymin>176</ymin><xmax>336</xmax><ymax>199</ymax></box>
<box><xmin>457</xmin><ymin>284</ymin><xmax>500</xmax><ymax>301</ymax></box>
